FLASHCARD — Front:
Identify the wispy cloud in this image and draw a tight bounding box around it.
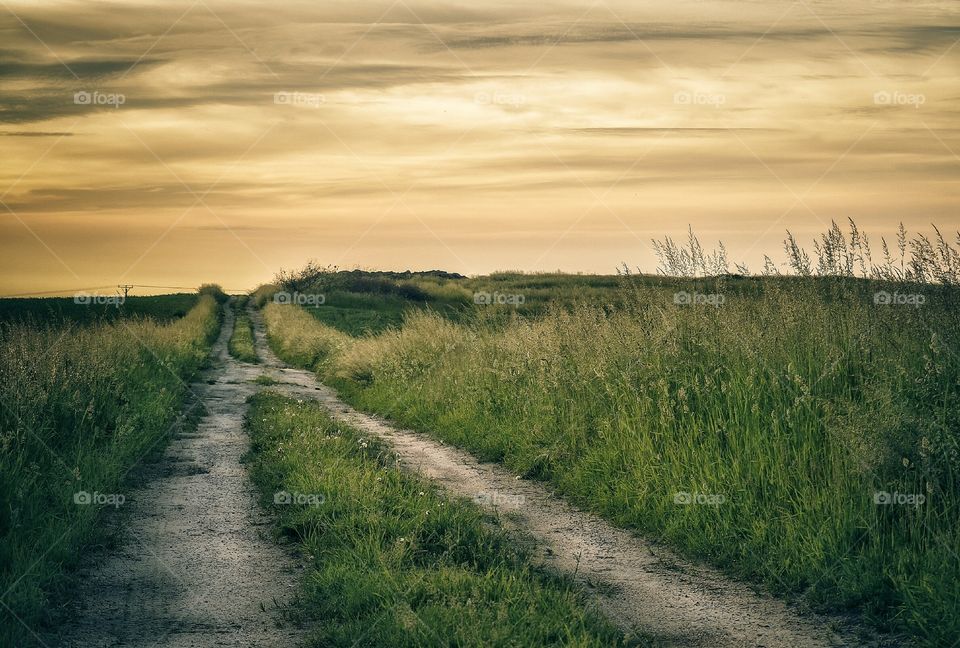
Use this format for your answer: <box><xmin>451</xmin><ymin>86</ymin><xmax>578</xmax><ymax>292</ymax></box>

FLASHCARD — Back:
<box><xmin>0</xmin><ymin>0</ymin><xmax>957</xmax><ymax>291</ymax></box>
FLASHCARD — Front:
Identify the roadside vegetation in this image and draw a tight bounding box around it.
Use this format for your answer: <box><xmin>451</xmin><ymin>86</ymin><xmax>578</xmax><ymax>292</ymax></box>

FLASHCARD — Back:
<box><xmin>0</xmin><ymin>290</ymin><xmax>222</xmax><ymax>646</ymax></box>
<box><xmin>244</xmin><ymin>391</ymin><xmax>630</xmax><ymax>647</ymax></box>
<box><xmin>261</xmin><ymin>222</ymin><xmax>960</xmax><ymax>646</ymax></box>
<box><xmin>228</xmin><ymin>296</ymin><xmax>258</xmax><ymax>363</ymax></box>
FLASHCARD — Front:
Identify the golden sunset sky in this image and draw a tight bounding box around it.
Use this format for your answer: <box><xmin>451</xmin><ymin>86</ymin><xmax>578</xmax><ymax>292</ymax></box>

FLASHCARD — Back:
<box><xmin>1</xmin><ymin>0</ymin><xmax>958</xmax><ymax>294</ymax></box>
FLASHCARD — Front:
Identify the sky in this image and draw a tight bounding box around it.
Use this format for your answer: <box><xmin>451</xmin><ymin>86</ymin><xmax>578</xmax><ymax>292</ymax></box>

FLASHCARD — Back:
<box><xmin>1</xmin><ymin>0</ymin><xmax>958</xmax><ymax>294</ymax></box>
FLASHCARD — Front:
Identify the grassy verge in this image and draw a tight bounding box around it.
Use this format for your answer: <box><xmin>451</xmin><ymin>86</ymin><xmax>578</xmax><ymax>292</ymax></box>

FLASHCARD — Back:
<box><xmin>262</xmin><ymin>277</ymin><xmax>960</xmax><ymax>645</ymax></box>
<box><xmin>228</xmin><ymin>297</ymin><xmax>258</xmax><ymax>363</ymax></box>
<box><xmin>244</xmin><ymin>392</ymin><xmax>630</xmax><ymax>647</ymax></box>
<box><xmin>0</xmin><ymin>294</ymin><xmax>222</xmax><ymax>645</ymax></box>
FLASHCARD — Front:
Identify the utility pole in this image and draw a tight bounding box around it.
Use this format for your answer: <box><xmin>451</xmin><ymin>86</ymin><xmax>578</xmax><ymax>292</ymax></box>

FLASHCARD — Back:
<box><xmin>118</xmin><ymin>284</ymin><xmax>134</xmax><ymax>300</ymax></box>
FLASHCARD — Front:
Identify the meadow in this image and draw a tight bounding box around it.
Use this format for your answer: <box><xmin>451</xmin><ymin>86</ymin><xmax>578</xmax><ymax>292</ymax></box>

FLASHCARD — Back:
<box><xmin>0</xmin><ymin>289</ymin><xmax>222</xmax><ymax>645</ymax></box>
<box><xmin>261</xmin><ymin>224</ymin><xmax>960</xmax><ymax>646</ymax></box>
<box><xmin>244</xmin><ymin>391</ymin><xmax>629</xmax><ymax>647</ymax></box>
<box><xmin>0</xmin><ymin>293</ymin><xmax>199</xmax><ymax>325</ymax></box>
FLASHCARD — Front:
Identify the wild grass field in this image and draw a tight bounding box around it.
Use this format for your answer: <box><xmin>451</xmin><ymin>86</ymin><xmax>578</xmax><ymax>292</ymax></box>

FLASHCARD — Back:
<box><xmin>261</xmin><ymin>224</ymin><xmax>960</xmax><ymax>646</ymax></box>
<box><xmin>0</xmin><ymin>293</ymin><xmax>200</xmax><ymax>325</ymax></box>
<box><xmin>244</xmin><ymin>391</ymin><xmax>629</xmax><ymax>647</ymax></box>
<box><xmin>0</xmin><ymin>289</ymin><xmax>223</xmax><ymax>646</ymax></box>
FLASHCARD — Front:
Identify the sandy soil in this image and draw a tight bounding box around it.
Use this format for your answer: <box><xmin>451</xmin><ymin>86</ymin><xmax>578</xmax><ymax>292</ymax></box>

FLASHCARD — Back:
<box><xmin>247</xmin><ymin>307</ymin><xmax>900</xmax><ymax>648</ymax></box>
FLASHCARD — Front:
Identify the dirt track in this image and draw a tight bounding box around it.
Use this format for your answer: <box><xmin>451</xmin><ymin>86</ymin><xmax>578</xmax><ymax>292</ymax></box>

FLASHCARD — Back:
<box><xmin>247</xmin><ymin>306</ymin><xmax>897</xmax><ymax>648</ymax></box>
<box><xmin>58</xmin><ymin>307</ymin><xmax>306</xmax><ymax>647</ymax></box>
<box><xmin>57</xmin><ymin>305</ymin><xmax>897</xmax><ymax>647</ymax></box>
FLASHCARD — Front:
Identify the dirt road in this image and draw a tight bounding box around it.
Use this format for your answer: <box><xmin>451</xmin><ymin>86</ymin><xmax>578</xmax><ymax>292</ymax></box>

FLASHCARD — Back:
<box><xmin>247</xmin><ymin>307</ymin><xmax>895</xmax><ymax>648</ymax></box>
<box><xmin>59</xmin><ymin>307</ymin><xmax>306</xmax><ymax>647</ymax></box>
<box><xmin>57</xmin><ymin>306</ymin><xmax>895</xmax><ymax>647</ymax></box>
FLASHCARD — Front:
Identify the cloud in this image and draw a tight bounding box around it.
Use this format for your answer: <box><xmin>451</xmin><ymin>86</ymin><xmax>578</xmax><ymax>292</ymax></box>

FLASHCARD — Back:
<box><xmin>0</xmin><ymin>0</ymin><xmax>957</xmax><ymax>289</ymax></box>
<box><xmin>439</xmin><ymin>24</ymin><xmax>834</xmax><ymax>49</ymax></box>
<box><xmin>570</xmin><ymin>127</ymin><xmax>780</xmax><ymax>134</ymax></box>
<box><xmin>0</xmin><ymin>58</ymin><xmax>158</xmax><ymax>79</ymax></box>
<box><xmin>0</xmin><ymin>130</ymin><xmax>73</xmax><ymax>136</ymax></box>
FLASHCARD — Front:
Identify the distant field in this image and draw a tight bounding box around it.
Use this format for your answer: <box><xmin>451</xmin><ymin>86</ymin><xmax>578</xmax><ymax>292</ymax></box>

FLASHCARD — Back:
<box><xmin>255</xmin><ymin>270</ymin><xmax>630</xmax><ymax>336</ymax></box>
<box><xmin>262</xmin><ymin>262</ymin><xmax>960</xmax><ymax>646</ymax></box>
<box><xmin>0</xmin><ymin>293</ymin><xmax>199</xmax><ymax>325</ymax></box>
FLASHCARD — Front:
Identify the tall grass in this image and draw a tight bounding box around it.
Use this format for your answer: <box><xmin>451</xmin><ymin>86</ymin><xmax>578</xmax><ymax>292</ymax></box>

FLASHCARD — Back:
<box><xmin>649</xmin><ymin>219</ymin><xmax>960</xmax><ymax>284</ymax></box>
<box><xmin>263</xmin><ymin>226</ymin><xmax>960</xmax><ymax>645</ymax></box>
<box><xmin>263</xmin><ymin>301</ymin><xmax>350</xmax><ymax>370</ymax></box>
<box><xmin>0</xmin><ymin>294</ymin><xmax>221</xmax><ymax>645</ymax></box>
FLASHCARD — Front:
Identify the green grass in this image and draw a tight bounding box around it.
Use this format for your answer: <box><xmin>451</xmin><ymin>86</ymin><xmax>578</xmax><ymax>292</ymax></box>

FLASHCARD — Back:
<box><xmin>0</xmin><ymin>293</ymin><xmax>200</xmax><ymax>326</ymax></box>
<box><xmin>0</xmin><ymin>294</ymin><xmax>221</xmax><ymax>646</ymax></box>
<box><xmin>228</xmin><ymin>297</ymin><xmax>258</xmax><ymax>363</ymax></box>
<box><xmin>306</xmin><ymin>291</ymin><xmax>411</xmax><ymax>335</ymax></box>
<box><xmin>244</xmin><ymin>391</ymin><xmax>631</xmax><ymax>647</ymax></box>
<box><xmin>298</xmin><ymin>274</ymin><xmax>630</xmax><ymax>336</ymax></box>
<box><xmin>268</xmin><ymin>268</ymin><xmax>629</xmax><ymax>338</ymax></box>
<box><xmin>262</xmin><ymin>274</ymin><xmax>960</xmax><ymax>646</ymax></box>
